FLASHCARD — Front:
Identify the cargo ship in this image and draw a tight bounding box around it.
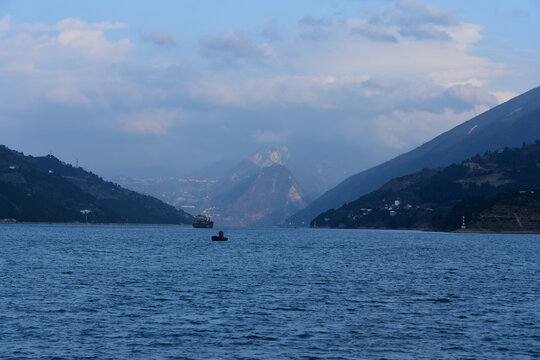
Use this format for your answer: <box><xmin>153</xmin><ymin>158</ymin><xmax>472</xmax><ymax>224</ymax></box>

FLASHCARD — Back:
<box><xmin>192</xmin><ymin>214</ymin><xmax>214</xmax><ymax>228</ymax></box>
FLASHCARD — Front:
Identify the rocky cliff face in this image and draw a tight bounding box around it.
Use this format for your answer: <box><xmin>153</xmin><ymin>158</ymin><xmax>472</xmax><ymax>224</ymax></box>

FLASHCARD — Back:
<box><xmin>215</xmin><ymin>164</ymin><xmax>309</xmax><ymax>227</ymax></box>
<box><xmin>116</xmin><ymin>146</ymin><xmax>311</xmax><ymax>227</ymax></box>
<box><xmin>201</xmin><ymin>147</ymin><xmax>310</xmax><ymax>226</ymax></box>
<box><xmin>249</xmin><ymin>145</ymin><xmax>290</xmax><ymax>167</ymax></box>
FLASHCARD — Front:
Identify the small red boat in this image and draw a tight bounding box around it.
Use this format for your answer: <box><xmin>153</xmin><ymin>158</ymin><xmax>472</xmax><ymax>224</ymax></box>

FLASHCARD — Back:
<box><xmin>212</xmin><ymin>230</ymin><xmax>227</xmax><ymax>241</ymax></box>
<box><xmin>211</xmin><ymin>236</ymin><xmax>228</xmax><ymax>241</ymax></box>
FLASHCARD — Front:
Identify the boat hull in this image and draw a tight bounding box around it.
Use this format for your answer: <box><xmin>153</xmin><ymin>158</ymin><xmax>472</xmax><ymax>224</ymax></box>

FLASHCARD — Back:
<box><xmin>193</xmin><ymin>222</ymin><xmax>214</xmax><ymax>228</ymax></box>
<box><xmin>193</xmin><ymin>214</ymin><xmax>214</xmax><ymax>228</ymax></box>
<box><xmin>211</xmin><ymin>236</ymin><xmax>228</xmax><ymax>241</ymax></box>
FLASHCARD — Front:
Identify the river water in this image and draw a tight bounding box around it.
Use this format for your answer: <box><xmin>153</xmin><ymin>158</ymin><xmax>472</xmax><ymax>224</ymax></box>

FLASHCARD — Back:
<box><xmin>1</xmin><ymin>224</ymin><xmax>539</xmax><ymax>359</ymax></box>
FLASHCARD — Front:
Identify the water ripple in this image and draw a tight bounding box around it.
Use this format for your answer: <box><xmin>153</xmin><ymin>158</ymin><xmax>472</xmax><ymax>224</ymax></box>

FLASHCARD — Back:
<box><xmin>0</xmin><ymin>225</ymin><xmax>539</xmax><ymax>359</ymax></box>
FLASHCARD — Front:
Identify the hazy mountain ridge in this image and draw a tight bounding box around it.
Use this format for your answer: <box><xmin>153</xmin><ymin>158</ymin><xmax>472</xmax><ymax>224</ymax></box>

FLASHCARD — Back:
<box><xmin>116</xmin><ymin>146</ymin><xmax>312</xmax><ymax>227</ymax></box>
<box><xmin>312</xmin><ymin>141</ymin><xmax>540</xmax><ymax>232</ymax></box>
<box><xmin>215</xmin><ymin>164</ymin><xmax>310</xmax><ymax>227</ymax></box>
<box><xmin>288</xmin><ymin>86</ymin><xmax>540</xmax><ymax>226</ymax></box>
<box><xmin>0</xmin><ymin>145</ymin><xmax>193</xmax><ymax>224</ymax></box>
<box><xmin>190</xmin><ymin>148</ymin><xmax>311</xmax><ymax>227</ymax></box>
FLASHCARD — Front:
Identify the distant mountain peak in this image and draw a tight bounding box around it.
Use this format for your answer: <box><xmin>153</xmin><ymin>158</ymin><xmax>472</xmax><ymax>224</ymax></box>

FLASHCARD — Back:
<box><xmin>211</xmin><ymin>163</ymin><xmax>310</xmax><ymax>227</ymax></box>
<box><xmin>249</xmin><ymin>145</ymin><xmax>290</xmax><ymax>168</ymax></box>
<box><xmin>287</xmin><ymin>184</ymin><xmax>303</xmax><ymax>203</ymax></box>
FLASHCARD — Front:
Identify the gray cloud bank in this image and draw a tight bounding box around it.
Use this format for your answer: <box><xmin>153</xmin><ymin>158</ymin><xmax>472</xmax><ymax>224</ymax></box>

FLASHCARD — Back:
<box><xmin>141</xmin><ymin>30</ymin><xmax>176</xmax><ymax>46</ymax></box>
<box><xmin>0</xmin><ymin>1</ymin><xmax>534</xmax><ymax>181</ymax></box>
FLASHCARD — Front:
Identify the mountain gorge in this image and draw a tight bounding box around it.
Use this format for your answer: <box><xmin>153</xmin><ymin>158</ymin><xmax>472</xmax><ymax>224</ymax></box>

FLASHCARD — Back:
<box><xmin>13</xmin><ymin>84</ymin><xmax>538</xmax><ymax>228</ymax></box>
<box><xmin>212</xmin><ymin>163</ymin><xmax>309</xmax><ymax>227</ymax></box>
<box><xmin>288</xmin><ymin>86</ymin><xmax>540</xmax><ymax>226</ymax></box>
<box><xmin>117</xmin><ymin>145</ymin><xmax>311</xmax><ymax>227</ymax></box>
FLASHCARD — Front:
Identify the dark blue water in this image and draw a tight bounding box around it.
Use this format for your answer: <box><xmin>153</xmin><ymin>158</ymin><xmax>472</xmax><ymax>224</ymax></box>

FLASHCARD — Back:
<box><xmin>1</xmin><ymin>225</ymin><xmax>539</xmax><ymax>359</ymax></box>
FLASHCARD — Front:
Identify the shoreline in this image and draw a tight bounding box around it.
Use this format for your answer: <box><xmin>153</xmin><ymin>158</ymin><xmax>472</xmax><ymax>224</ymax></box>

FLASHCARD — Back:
<box><xmin>2</xmin><ymin>222</ymin><xmax>539</xmax><ymax>234</ymax></box>
<box><xmin>0</xmin><ymin>221</ymin><xmax>192</xmax><ymax>227</ymax></box>
<box><xmin>309</xmin><ymin>225</ymin><xmax>540</xmax><ymax>234</ymax></box>
<box><xmin>451</xmin><ymin>228</ymin><xmax>540</xmax><ymax>234</ymax></box>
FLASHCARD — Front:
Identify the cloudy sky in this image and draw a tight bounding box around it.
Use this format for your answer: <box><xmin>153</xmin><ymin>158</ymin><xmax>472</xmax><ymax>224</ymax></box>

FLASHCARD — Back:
<box><xmin>1</xmin><ymin>0</ymin><xmax>539</xmax><ymax>180</ymax></box>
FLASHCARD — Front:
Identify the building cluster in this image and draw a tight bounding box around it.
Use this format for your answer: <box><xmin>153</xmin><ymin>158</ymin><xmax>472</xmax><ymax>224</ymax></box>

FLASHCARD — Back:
<box><xmin>347</xmin><ymin>199</ymin><xmax>428</xmax><ymax>222</ymax></box>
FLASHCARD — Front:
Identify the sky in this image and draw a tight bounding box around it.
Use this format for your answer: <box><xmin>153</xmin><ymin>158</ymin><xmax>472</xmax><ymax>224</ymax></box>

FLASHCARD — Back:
<box><xmin>0</xmin><ymin>0</ymin><xmax>539</xmax><ymax>181</ymax></box>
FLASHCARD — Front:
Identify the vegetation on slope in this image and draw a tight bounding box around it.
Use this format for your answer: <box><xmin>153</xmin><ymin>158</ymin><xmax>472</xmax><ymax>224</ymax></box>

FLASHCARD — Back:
<box><xmin>312</xmin><ymin>141</ymin><xmax>540</xmax><ymax>232</ymax></box>
<box><xmin>289</xmin><ymin>85</ymin><xmax>540</xmax><ymax>226</ymax></box>
<box><xmin>0</xmin><ymin>145</ymin><xmax>193</xmax><ymax>224</ymax></box>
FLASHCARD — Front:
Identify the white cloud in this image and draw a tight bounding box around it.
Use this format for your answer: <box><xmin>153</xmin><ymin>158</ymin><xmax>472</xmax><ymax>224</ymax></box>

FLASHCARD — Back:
<box><xmin>13</xmin><ymin>17</ymin><xmax>128</xmax><ymax>32</ymax></box>
<box><xmin>0</xmin><ymin>16</ymin><xmax>10</xmax><ymax>31</ymax></box>
<box><xmin>253</xmin><ymin>130</ymin><xmax>288</xmax><ymax>144</ymax></box>
<box><xmin>46</xmin><ymin>88</ymin><xmax>91</xmax><ymax>106</ymax></box>
<box><xmin>2</xmin><ymin>61</ymin><xmax>39</xmax><ymax>74</ymax></box>
<box><xmin>375</xmin><ymin>106</ymin><xmax>490</xmax><ymax>149</ymax></box>
<box><xmin>57</xmin><ymin>30</ymin><xmax>131</xmax><ymax>59</ymax></box>
<box><xmin>0</xmin><ymin>2</ymin><xmax>533</xmax><ymax>177</ymax></box>
<box><xmin>119</xmin><ymin>109</ymin><xmax>185</xmax><ymax>134</ymax></box>
<box><xmin>0</xmin><ymin>17</ymin><xmax>132</xmax><ymax>114</ymax></box>
<box><xmin>444</xmin><ymin>84</ymin><xmax>498</xmax><ymax>107</ymax></box>
<box><xmin>492</xmin><ymin>91</ymin><xmax>518</xmax><ymax>103</ymax></box>
<box><xmin>186</xmin><ymin>74</ymin><xmax>369</xmax><ymax>109</ymax></box>
<box><xmin>0</xmin><ymin>17</ymin><xmax>131</xmax><ymax>64</ymax></box>
<box><xmin>184</xmin><ymin>3</ymin><xmax>501</xmax><ymax>113</ymax></box>
<box><xmin>199</xmin><ymin>30</ymin><xmax>274</xmax><ymax>63</ymax></box>
<box><xmin>54</xmin><ymin>18</ymin><xmax>127</xmax><ymax>31</ymax></box>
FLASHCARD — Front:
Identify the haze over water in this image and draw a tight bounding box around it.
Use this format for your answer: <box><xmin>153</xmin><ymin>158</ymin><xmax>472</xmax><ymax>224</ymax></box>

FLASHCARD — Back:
<box><xmin>1</xmin><ymin>224</ymin><xmax>538</xmax><ymax>359</ymax></box>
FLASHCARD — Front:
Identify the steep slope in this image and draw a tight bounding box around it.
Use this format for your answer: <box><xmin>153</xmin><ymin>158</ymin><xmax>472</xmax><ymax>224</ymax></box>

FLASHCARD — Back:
<box><xmin>117</xmin><ymin>145</ymin><xmax>312</xmax><ymax>227</ymax></box>
<box><xmin>207</xmin><ymin>147</ymin><xmax>311</xmax><ymax>226</ymax></box>
<box><xmin>288</xmin><ymin>86</ymin><xmax>540</xmax><ymax>226</ymax></box>
<box><xmin>24</xmin><ymin>154</ymin><xmax>193</xmax><ymax>225</ymax></box>
<box><xmin>215</xmin><ymin>164</ymin><xmax>310</xmax><ymax>227</ymax></box>
<box><xmin>115</xmin><ymin>143</ymin><xmax>338</xmax><ymax>214</ymax></box>
<box><xmin>312</xmin><ymin>142</ymin><xmax>540</xmax><ymax>232</ymax></box>
<box><xmin>440</xmin><ymin>190</ymin><xmax>540</xmax><ymax>232</ymax></box>
<box><xmin>0</xmin><ymin>146</ymin><xmax>121</xmax><ymax>223</ymax></box>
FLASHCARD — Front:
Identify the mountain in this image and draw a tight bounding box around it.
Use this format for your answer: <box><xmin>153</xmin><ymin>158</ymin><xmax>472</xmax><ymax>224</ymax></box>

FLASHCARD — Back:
<box><xmin>0</xmin><ymin>146</ymin><xmax>121</xmax><ymax>223</ymax></box>
<box><xmin>312</xmin><ymin>141</ymin><xmax>540</xmax><ymax>232</ymax></box>
<box><xmin>195</xmin><ymin>144</ymin><xmax>349</xmax><ymax>200</ymax></box>
<box><xmin>112</xmin><ymin>176</ymin><xmax>217</xmax><ymax>215</ymax></box>
<box><xmin>114</xmin><ymin>143</ymin><xmax>341</xmax><ymax>208</ymax></box>
<box><xmin>198</xmin><ymin>146</ymin><xmax>310</xmax><ymax>227</ymax></box>
<box><xmin>116</xmin><ymin>145</ymin><xmax>311</xmax><ymax>227</ymax></box>
<box><xmin>287</xmin><ymin>86</ymin><xmax>540</xmax><ymax>226</ymax></box>
<box><xmin>212</xmin><ymin>164</ymin><xmax>310</xmax><ymax>227</ymax></box>
<box><xmin>0</xmin><ymin>145</ymin><xmax>193</xmax><ymax>224</ymax></box>
<box><xmin>435</xmin><ymin>189</ymin><xmax>540</xmax><ymax>232</ymax></box>
<box><xmin>114</xmin><ymin>146</ymin><xmax>293</xmax><ymax>211</ymax></box>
